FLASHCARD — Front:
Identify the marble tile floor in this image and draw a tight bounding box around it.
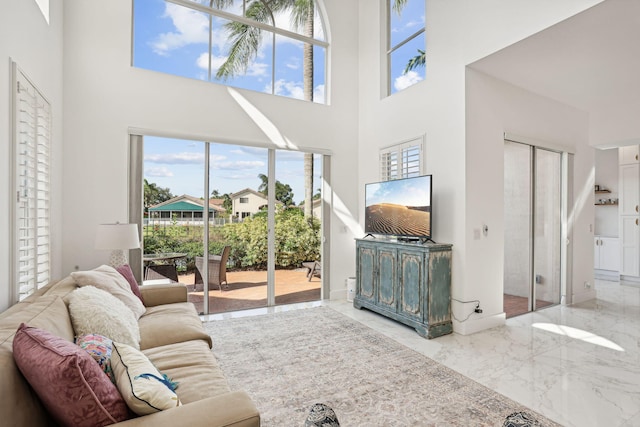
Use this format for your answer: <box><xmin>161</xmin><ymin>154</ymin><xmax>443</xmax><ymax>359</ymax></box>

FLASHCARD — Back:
<box><xmin>203</xmin><ymin>279</ymin><xmax>640</xmax><ymax>426</ymax></box>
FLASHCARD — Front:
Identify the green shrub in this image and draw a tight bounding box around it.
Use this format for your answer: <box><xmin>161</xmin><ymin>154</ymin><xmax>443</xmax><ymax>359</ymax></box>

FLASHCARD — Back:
<box><xmin>143</xmin><ymin>207</ymin><xmax>320</xmax><ymax>271</ymax></box>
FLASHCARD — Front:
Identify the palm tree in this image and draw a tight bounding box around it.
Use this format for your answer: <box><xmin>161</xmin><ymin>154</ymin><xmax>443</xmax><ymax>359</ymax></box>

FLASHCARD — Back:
<box><xmin>216</xmin><ymin>0</ymin><xmax>316</xmax><ymax>218</ymax></box>
<box><xmin>404</xmin><ymin>49</ymin><xmax>425</xmax><ymax>74</ymax></box>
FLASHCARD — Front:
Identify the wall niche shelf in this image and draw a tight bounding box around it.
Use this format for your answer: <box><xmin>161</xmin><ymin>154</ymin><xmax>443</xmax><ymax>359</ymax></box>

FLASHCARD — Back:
<box><xmin>595</xmin><ymin>202</ymin><xmax>618</xmax><ymax>206</ymax></box>
<box><xmin>595</xmin><ymin>189</ymin><xmax>611</xmax><ymax>194</ymax></box>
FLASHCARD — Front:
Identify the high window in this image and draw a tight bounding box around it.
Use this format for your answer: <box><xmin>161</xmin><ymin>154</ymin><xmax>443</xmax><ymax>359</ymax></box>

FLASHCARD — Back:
<box><xmin>387</xmin><ymin>0</ymin><xmax>425</xmax><ymax>95</ymax></box>
<box><xmin>12</xmin><ymin>63</ymin><xmax>51</xmax><ymax>302</ymax></box>
<box><xmin>380</xmin><ymin>137</ymin><xmax>424</xmax><ymax>181</ymax></box>
<box><xmin>133</xmin><ymin>0</ymin><xmax>328</xmax><ymax>103</ymax></box>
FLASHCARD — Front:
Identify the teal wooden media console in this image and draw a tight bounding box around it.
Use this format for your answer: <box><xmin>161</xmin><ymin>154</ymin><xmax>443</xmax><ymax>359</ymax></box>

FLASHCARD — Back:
<box><xmin>354</xmin><ymin>239</ymin><xmax>453</xmax><ymax>339</ymax></box>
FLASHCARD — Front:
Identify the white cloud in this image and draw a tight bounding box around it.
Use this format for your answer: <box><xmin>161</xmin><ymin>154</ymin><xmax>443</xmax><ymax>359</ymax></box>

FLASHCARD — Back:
<box><xmin>314</xmin><ymin>84</ymin><xmax>325</xmax><ymax>104</ymax></box>
<box><xmin>394</xmin><ymin>71</ymin><xmax>423</xmax><ymax>91</ymax></box>
<box><xmin>271</xmin><ymin>79</ymin><xmax>304</xmax><ymax>100</ymax></box>
<box><xmin>145</xmin><ymin>152</ymin><xmax>227</xmax><ymax>165</ymax></box>
<box><xmin>151</xmin><ymin>3</ymin><xmax>210</xmax><ymax>55</ymax></box>
<box><xmin>286</xmin><ymin>57</ymin><xmax>300</xmax><ymax>70</ymax></box>
<box><xmin>196</xmin><ymin>52</ymin><xmax>228</xmax><ymax>71</ymax></box>
<box><xmin>145</xmin><ymin>152</ymin><xmax>204</xmax><ymax>164</ymax></box>
<box><xmin>197</xmin><ymin>52</ymin><xmax>269</xmax><ymax>77</ymax></box>
<box><xmin>146</xmin><ymin>166</ymin><xmax>174</xmax><ymax>178</ymax></box>
<box><xmin>214</xmin><ymin>160</ymin><xmax>265</xmax><ymax>170</ymax></box>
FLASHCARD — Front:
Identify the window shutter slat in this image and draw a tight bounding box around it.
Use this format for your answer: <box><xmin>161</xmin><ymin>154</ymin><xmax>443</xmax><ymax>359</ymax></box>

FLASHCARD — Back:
<box><xmin>13</xmin><ymin>64</ymin><xmax>51</xmax><ymax>302</ymax></box>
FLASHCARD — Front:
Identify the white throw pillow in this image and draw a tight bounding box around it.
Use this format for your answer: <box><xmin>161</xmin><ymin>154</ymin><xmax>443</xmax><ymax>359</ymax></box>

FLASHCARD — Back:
<box><xmin>111</xmin><ymin>342</ymin><xmax>181</xmax><ymax>415</ymax></box>
<box><xmin>72</xmin><ymin>265</ymin><xmax>146</xmax><ymax>319</ymax></box>
<box><xmin>67</xmin><ymin>286</ymin><xmax>141</xmax><ymax>349</ymax></box>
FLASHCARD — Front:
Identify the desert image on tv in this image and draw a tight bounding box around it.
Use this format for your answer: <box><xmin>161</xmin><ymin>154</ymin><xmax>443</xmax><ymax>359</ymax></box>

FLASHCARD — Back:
<box><xmin>365</xmin><ymin>203</ymin><xmax>431</xmax><ymax>236</ymax></box>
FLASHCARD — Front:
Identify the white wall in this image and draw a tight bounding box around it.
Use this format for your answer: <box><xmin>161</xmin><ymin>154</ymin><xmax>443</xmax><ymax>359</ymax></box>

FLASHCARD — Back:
<box><xmin>594</xmin><ymin>148</ymin><xmax>619</xmax><ymax>237</ymax></box>
<box><xmin>61</xmin><ymin>0</ymin><xmax>360</xmax><ymax>299</ymax></box>
<box><xmin>465</xmin><ymin>69</ymin><xmax>594</xmax><ymax>332</ymax></box>
<box><xmin>357</xmin><ymin>0</ymin><xmax>600</xmax><ymax>334</ymax></box>
<box><xmin>0</xmin><ymin>0</ymin><xmax>64</xmax><ymax>311</ymax></box>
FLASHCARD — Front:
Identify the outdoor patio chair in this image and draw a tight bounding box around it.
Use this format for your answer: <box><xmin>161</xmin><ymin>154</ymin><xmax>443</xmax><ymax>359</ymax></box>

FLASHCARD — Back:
<box><xmin>195</xmin><ymin>246</ymin><xmax>231</xmax><ymax>292</ymax></box>
<box><xmin>144</xmin><ymin>264</ymin><xmax>179</xmax><ymax>282</ymax></box>
<box><xmin>302</xmin><ymin>261</ymin><xmax>321</xmax><ymax>282</ymax></box>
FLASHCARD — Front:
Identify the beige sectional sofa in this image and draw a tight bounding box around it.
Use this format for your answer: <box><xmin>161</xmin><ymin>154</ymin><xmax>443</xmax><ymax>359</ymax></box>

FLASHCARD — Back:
<box><xmin>0</xmin><ymin>274</ymin><xmax>260</xmax><ymax>426</ymax></box>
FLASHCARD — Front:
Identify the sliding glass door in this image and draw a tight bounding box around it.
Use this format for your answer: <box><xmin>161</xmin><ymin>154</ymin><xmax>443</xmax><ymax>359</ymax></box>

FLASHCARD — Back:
<box><xmin>137</xmin><ymin>135</ymin><xmax>322</xmax><ymax>314</ymax></box>
<box><xmin>503</xmin><ymin>141</ymin><xmax>562</xmax><ymax>318</ymax></box>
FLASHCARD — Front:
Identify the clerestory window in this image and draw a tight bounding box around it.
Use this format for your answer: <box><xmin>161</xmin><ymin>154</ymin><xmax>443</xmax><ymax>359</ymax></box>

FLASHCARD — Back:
<box><xmin>133</xmin><ymin>0</ymin><xmax>328</xmax><ymax>103</ymax></box>
<box><xmin>387</xmin><ymin>0</ymin><xmax>425</xmax><ymax>95</ymax></box>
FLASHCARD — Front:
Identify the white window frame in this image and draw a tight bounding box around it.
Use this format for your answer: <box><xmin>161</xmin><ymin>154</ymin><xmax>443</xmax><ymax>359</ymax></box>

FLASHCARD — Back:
<box><xmin>380</xmin><ymin>136</ymin><xmax>425</xmax><ymax>181</ymax></box>
<box><xmin>386</xmin><ymin>0</ymin><xmax>426</xmax><ymax>95</ymax></box>
<box><xmin>11</xmin><ymin>62</ymin><xmax>52</xmax><ymax>303</ymax></box>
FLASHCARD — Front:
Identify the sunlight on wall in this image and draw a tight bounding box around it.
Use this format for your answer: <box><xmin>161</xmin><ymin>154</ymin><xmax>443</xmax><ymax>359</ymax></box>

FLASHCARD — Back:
<box><xmin>533</xmin><ymin>322</ymin><xmax>624</xmax><ymax>352</ymax></box>
<box><xmin>324</xmin><ymin>179</ymin><xmax>362</xmax><ymax>237</ymax></box>
<box><xmin>227</xmin><ymin>87</ymin><xmax>299</xmax><ymax>151</ymax></box>
<box><xmin>568</xmin><ymin>166</ymin><xmax>594</xmax><ymax>234</ymax></box>
<box><xmin>34</xmin><ymin>0</ymin><xmax>49</xmax><ymax>24</ymax></box>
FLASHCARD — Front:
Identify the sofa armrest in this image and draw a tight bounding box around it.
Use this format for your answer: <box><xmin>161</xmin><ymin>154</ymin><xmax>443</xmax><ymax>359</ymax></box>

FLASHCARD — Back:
<box><xmin>112</xmin><ymin>391</ymin><xmax>260</xmax><ymax>427</ymax></box>
<box><xmin>140</xmin><ymin>284</ymin><xmax>187</xmax><ymax>307</ymax></box>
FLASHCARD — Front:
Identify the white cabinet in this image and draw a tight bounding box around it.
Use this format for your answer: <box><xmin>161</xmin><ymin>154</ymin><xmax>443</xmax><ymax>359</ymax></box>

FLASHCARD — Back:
<box><xmin>594</xmin><ymin>236</ymin><xmax>620</xmax><ymax>271</ymax></box>
<box><xmin>619</xmin><ymin>164</ymin><xmax>639</xmax><ymax>215</ymax></box>
<box><xmin>619</xmin><ymin>147</ymin><xmax>640</xmax><ymax>278</ymax></box>
<box><xmin>619</xmin><ymin>146</ymin><xmax>639</xmax><ymax>165</ymax></box>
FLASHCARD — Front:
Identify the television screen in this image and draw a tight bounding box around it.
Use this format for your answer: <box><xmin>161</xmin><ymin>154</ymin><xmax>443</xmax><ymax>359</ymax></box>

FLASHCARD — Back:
<box><xmin>365</xmin><ymin>175</ymin><xmax>432</xmax><ymax>238</ymax></box>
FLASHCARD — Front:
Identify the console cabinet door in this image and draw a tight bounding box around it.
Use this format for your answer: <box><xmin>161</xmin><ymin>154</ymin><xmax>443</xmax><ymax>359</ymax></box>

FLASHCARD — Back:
<box><xmin>398</xmin><ymin>248</ymin><xmax>424</xmax><ymax>321</ymax></box>
<box><xmin>357</xmin><ymin>244</ymin><xmax>376</xmax><ymax>304</ymax></box>
<box><xmin>377</xmin><ymin>247</ymin><xmax>397</xmax><ymax>312</ymax></box>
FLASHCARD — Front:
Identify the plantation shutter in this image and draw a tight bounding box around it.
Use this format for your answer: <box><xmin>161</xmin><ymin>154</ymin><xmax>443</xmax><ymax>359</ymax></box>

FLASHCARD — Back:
<box><xmin>13</xmin><ymin>63</ymin><xmax>51</xmax><ymax>301</ymax></box>
<box><xmin>380</xmin><ymin>137</ymin><xmax>424</xmax><ymax>181</ymax></box>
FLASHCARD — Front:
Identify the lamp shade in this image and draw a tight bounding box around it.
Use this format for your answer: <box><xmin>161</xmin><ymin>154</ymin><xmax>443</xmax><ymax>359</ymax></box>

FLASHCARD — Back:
<box><xmin>95</xmin><ymin>223</ymin><xmax>140</xmax><ymax>250</ymax></box>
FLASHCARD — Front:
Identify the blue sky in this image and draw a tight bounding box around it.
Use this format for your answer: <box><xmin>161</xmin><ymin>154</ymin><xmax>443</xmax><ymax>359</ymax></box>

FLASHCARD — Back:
<box><xmin>133</xmin><ymin>0</ymin><xmax>327</xmax><ymax>102</ymax></box>
<box><xmin>144</xmin><ymin>136</ymin><xmax>322</xmax><ymax>205</ymax></box>
<box><xmin>366</xmin><ymin>175</ymin><xmax>431</xmax><ymax>208</ymax></box>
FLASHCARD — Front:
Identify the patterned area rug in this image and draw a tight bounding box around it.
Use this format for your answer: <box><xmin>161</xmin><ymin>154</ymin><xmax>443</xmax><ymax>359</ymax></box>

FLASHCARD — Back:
<box><xmin>204</xmin><ymin>307</ymin><xmax>560</xmax><ymax>427</ymax></box>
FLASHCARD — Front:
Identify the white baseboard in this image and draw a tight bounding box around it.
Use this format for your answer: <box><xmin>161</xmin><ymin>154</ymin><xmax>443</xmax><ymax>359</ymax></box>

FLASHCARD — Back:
<box><xmin>453</xmin><ymin>312</ymin><xmax>505</xmax><ymax>335</ymax></box>
<box><xmin>572</xmin><ymin>288</ymin><xmax>597</xmax><ymax>304</ymax></box>
<box><xmin>330</xmin><ymin>289</ymin><xmax>347</xmax><ymax>300</ymax></box>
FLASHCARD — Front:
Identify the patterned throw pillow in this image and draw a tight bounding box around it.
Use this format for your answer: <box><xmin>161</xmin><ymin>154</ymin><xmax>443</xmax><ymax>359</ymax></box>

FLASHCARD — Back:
<box><xmin>12</xmin><ymin>324</ymin><xmax>130</xmax><ymax>427</ymax></box>
<box><xmin>77</xmin><ymin>334</ymin><xmax>115</xmax><ymax>384</ymax></box>
<box><xmin>111</xmin><ymin>342</ymin><xmax>181</xmax><ymax>415</ymax></box>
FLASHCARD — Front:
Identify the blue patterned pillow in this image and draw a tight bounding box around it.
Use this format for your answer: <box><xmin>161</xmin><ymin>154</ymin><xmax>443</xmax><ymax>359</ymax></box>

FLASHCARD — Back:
<box><xmin>76</xmin><ymin>334</ymin><xmax>115</xmax><ymax>383</ymax></box>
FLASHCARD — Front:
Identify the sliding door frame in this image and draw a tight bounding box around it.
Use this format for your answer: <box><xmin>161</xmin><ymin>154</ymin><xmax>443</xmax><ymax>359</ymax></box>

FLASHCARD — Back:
<box><xmin>504</xmin><ymin>135</ymin><xmax>570</xmax><ymax>312</ymax></box>
<box><xmin>128</xmin><ymin>131</ymin><xmax>331</xmax><ymax>312</ymax></box>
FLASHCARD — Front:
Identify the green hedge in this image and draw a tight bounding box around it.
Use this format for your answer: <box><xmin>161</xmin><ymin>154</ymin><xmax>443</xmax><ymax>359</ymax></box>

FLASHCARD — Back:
<box><xmin>143</xmin><ymin>208</ymin><xmax>320</xmax><ymax>271</ymax></box>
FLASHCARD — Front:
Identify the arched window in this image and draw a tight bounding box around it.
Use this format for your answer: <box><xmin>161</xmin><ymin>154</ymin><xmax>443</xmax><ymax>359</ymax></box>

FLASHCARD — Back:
<box><xmin>133</xmin><ymin>0</ymin><xmax>328</xmax><ymax>103</ymax></box>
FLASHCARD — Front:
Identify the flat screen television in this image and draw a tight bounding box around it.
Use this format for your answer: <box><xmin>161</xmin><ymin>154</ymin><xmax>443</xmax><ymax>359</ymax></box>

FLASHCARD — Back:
<box><xmin>365</xmin><ymin>175</ymin><xmax>432</xmax><ymax>239</ymax></box>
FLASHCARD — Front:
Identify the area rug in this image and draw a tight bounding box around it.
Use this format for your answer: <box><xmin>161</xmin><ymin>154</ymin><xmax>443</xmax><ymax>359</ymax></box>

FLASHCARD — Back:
<box><xmin>204</xmin><ymin>307</ymin><xmax>560</xmax><ymax>426</ymax></box>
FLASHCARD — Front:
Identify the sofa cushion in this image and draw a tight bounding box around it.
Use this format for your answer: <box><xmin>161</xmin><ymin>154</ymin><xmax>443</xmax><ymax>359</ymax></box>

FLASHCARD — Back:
<box><xmin>112</xmin><ymin>342</ymin><xmax>181</xmax><ymax>415</ymax></box>
<box><xmin>138</xmin><ymin>302</ymin><xmax>212</xmax><ymax>350</ymax></box>
<box><xmin>72</xmin><ymin>265</ymin><xmax>146</xmax><ymax>319</ymax></box>
<box><xmin>0</xmin><ymin>295</ymin><xmax>74</xmax><ymax>344</ymax></box>
<box><xmin>67</xmin><ymin>286</ymin><xmax>140</xmax><ymax>349</ymax></box>
<box><xmin>12</xmin><ymin>324</ymin><xmax>130</xmax><ymax>427</ymax></box>
<box><xmin>77</xmin><ymin>334</ymin><xmax>116</xmax><ymax>383</ymax></box>
<box><xmin>144</xmin><ymin>339</ymin><xmax>231</xmax><ymax>404</ymax></box>
<box><xmin>116</xmin><ymin>264</ymin><xmax>144</xmax><ymax>303</ymax></box>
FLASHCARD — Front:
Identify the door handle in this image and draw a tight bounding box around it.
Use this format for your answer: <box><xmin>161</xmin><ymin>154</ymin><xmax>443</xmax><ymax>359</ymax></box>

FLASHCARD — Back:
<box><xmin>636</xmin><ymin>205</ymin><xmax>638</xmax><ymax>213</ymax></box>
<box><xmin>636</xmin><ymin>219</ymin><xmax>638</xmax><ymax>226</ymax></box>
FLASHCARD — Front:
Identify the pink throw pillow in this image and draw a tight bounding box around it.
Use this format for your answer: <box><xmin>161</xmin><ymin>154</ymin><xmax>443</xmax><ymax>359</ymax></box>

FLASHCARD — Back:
<box><xmin>116</xmin><ymin>264</ymin><xmax>144</xmax><ymax>303</ymax></box>
<box><xmin>12</xmin><ymin>323</ymin><xmax>131</xmax><ymax>427</ymax></box>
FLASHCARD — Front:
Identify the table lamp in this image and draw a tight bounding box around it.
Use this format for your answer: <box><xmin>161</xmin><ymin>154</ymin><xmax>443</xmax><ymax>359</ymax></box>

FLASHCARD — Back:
<box><xmin>95</xmin><ymin>223</ymin><xmax>140</xmax><ymax>267</ymax></box>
